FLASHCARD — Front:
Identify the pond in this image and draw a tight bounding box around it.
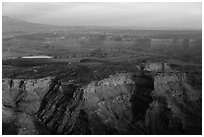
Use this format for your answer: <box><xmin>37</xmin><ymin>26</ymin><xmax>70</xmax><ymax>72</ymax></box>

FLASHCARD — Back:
<box><xmin>22</xmin><ymin>55</ymin><xmax>54</xmax><ymax>59</ymax></box>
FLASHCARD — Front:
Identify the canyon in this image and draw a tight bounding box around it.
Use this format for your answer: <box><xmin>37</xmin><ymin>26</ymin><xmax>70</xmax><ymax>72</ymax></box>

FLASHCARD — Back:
<box><xmin>2</xmin><ymin>16</ymin><xmax>202</xmax><ymax>135</ymax></box>
<box><xmin>2</xmin><ymin>62</ymin><xmax>201</xmax><ymax>135</ymax></box>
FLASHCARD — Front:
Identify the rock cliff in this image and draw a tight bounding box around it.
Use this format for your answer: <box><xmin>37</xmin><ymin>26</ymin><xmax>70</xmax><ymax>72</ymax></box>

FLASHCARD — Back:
<box><xmin>2</xmin><ymin>77</ymin><xmax>52</xmax><ymax>134</ymax></box>
<box><xmin>2</xmin><ymin>63</ymin><xmax>202</xmax><ymax>135</ymax></box>
<box><xmin>145</xmin><ymin>72</ymin><xmax>201</xmax><ymax>134</ymax></box>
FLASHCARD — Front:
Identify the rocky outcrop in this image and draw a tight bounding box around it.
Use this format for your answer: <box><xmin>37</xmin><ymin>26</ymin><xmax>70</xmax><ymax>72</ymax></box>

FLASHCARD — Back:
<box><xmin>2</xmin><ymin>77</ymin><xmax>52</xmax><ymax>112</ymax></box>
<box><xmin>2</xmin><ymin>77</ymin><xmax>52</xmax><ymax>134</ymax></box>
<box><xmin>83</xmin><ymin>73</ymin><xmax>135</xmax><ymax>134</ymax></box>
<box><xmin>145</xmin><ymin>72</ymin><xmax>202</xmax><ymax>134</ymax></box>
<box><xmin>83</xmin><ymin>73</ymin><xmax>154</xmax><ymax>134</ymax></box>
<box><xmin>2</xmin><ymin>64</ymin><xmax>201</xmax><ymax>135</ymax></box>
<box><xmin>34</xmin><ymin>73</ymin><xmax>154</xmax><ymax>135</ymax></box>
<box><xmin>36</xmin><ymin>81</ymin><xmax>90</xmax><ymax>135</ymax></box>
<box><xmin>144</xmin><ymin>62</ymin><xmax>171</xmax><ymax>72</ymax></box>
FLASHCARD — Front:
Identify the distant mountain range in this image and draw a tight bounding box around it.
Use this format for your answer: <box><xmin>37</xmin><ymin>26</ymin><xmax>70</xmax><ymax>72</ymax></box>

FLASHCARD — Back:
<box><xmin>2</xmin><ymin>16</ymin><xmax>64</xmax><ymax>37</ymax></box>
<box><xmin>3</xmin><ymin>16</ymin><xmax>201</xmax><ymax>35</ymax></box>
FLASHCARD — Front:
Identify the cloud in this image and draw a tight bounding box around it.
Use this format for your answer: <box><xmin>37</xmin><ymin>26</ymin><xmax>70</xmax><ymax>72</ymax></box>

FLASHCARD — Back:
<box><xmin>2</xmin><ymin>2</ymin><xmax>202</xmax><ymax>28</ymax></box>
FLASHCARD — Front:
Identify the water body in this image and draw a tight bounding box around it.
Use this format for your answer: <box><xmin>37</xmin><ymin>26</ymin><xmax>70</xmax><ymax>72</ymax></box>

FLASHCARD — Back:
<box><xmin>22</xmin><ymin>55</ymin><xmax>54</xmax><ymax>59</ymax></box>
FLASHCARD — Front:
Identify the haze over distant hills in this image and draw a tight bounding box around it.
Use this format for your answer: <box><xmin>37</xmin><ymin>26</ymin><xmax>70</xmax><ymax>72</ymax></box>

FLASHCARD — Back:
<box><xmin>2</xmin><ymin>3</ymin><xmax>202</xmax><ymax>135</ymax></box>
<box><xmin>2</xmin><ymin>16</ymin><xmax>201</xmax><ymax>36</ymax></box>
<box><xmin>2</xmin><ymin>16</ymin><xmax>62</xmax><ymax>35</ymax></box>
<box><xmin>2</xmin><ymin>15</ymin><xmax>202</xmax><ymax>64</ymax></box>
<box><xmin>3</xmin><ymin>3</ymin><xmax>201</xmax><ymax>28</ymax></box>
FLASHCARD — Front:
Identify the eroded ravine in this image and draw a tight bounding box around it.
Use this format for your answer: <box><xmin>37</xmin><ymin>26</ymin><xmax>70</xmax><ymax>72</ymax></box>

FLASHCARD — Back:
<box><xmin>2</xmin><ymin>77</ymin><xmax>53</xmax><ymax>134</ymax></box>
<box><xmin>2</xmin><ymin>63</ymin><xmax>202</xmax><ymax>135</ymax></box>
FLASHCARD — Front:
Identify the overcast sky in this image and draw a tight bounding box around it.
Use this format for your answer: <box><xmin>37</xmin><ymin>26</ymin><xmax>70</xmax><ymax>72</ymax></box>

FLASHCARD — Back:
<box><xmin>2</xmin><ymin>2</ymin><xmax>202</xmax><ymax>28</ymax></box>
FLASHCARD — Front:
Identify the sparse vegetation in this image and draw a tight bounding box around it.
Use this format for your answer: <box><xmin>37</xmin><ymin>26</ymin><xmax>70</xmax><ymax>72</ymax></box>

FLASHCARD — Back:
<box><xmin>2</xmin><ymin>15</ymin><xmax>202</xmax><ymax>135</ymax></box>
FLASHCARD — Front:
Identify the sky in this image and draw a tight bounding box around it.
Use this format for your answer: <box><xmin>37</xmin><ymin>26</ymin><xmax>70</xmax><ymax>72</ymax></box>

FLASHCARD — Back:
<box><xmin>2</xmin><ymin>2</ymin><xmax>202</xmax><ymax>28</ymax></box>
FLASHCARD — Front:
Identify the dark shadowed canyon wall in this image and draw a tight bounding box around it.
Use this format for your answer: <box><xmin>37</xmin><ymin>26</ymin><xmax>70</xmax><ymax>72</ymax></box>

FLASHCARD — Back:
<box><xmin>2</xmin><ymin>63</ymin><xmax>202</xmax><ymax>135</ymax></box>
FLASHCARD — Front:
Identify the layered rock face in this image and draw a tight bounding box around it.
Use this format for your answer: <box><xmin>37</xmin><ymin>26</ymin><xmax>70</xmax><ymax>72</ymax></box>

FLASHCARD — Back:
<box><xmin>150</xmin><ymin>39</ymin><xmax>174</xmax><ymax>49</ymax></box>
<box><xmin>149</xmin><ymin>38</ymin><xmax>202</xmax><ymax>58</ymax></box>
<box><xmin>144</xmin><ymin>62</ymin><xmax>171</xmax><ymax>72</ymax></box>
<box><xmin>2</xmin><ymin>77</ymin><xmax>52</xmax><ymax>134</ymax></box>
<box><xmin>83</xmin><ymin>73</ymin><xmax>135</xmax><ymax>134</ymax></box>
<box><xmin>150</xmin><ymin>38</ymin><xmax>201</xmax><ymax>49</ymax></box>
<box><xmin>35</xmin><ymin>73</ymin><xmax>154</xmax><ymax>135</ymax></box>
<box><xmin>36</xmin><ymin>81</ymin><xmax>90</xmax><ymax>135</ymax></box>
<box><xmin>83</xmin><ymin>73</ymin><xmax>154</xmax><ymax>134</ymax></box>
<box><xmin>2</xmin><ymin>64</ymin><xmax>202</xmax><ymax>135</ymax></box>
<box><xmin>145</xmin><ymin>71</ymin><xmax>202</xmax><ymax>134</ymax></box>
<box><xmin>2</xmin><ymin>77</ymin><xmax>52</xmax><ymax>111</ymax></box>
